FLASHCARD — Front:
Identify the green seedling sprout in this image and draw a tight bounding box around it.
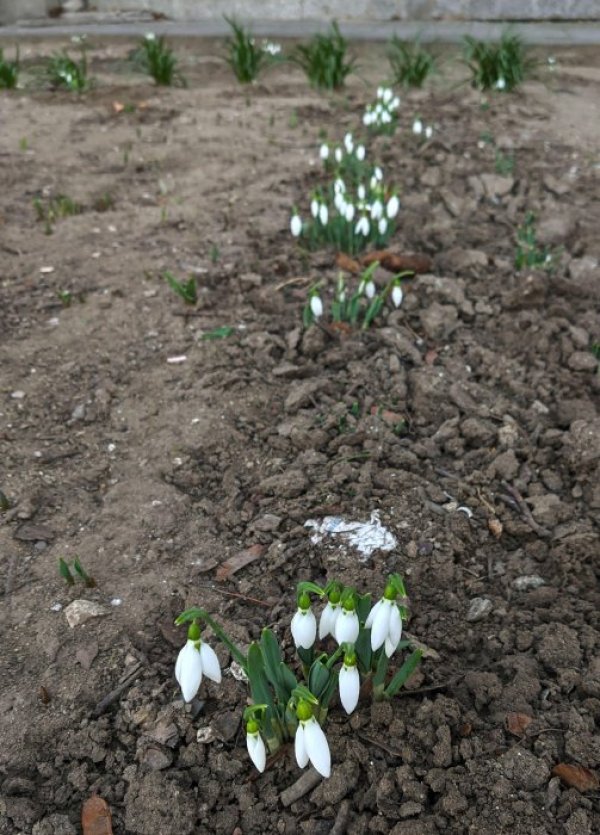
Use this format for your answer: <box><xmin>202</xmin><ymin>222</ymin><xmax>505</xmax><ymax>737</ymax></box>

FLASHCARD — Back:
<box><xmin>224</xmin><ymin>17</ymin><xmax>281</xmax><ymax>83</ymax></box>
<box><xmin>164</xmin><ymin>271</ymin><xmax>197</xmax><ymax>305</ymax></box>
<box><xmin>0</xmin><ymin>47</ymin><xmax>20</xmax><ymax>89</ymax></box>
<box><xmin>292</xmin><ymin>22</ymin><xmax>356</xmax><ymax>91</ymax></box>
<box><xmin>133</xmin><ymin>33</ymin><xmax>186</xmax><ymax>87</ymax></box>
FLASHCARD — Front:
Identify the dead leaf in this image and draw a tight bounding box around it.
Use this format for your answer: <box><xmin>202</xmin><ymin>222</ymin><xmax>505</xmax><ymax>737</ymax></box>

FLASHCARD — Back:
<box><xmin>361</xmin><ymin>251</ymin><xmax>432</xmax><ymax>274</ymax></box>
<box><xmin>552</xmin><ymin>763</ymin><xmax>600</xmax><ymax>792</ymax></box>
<box><xmin>82</xmin><ymin>795</ymin><xmax>113</xmax><ymax>835</ymax></box>
<box><xmin>335</xmin><ymin>252</ymin><xmax>361</xmax><ymax>274</ymax></box>
<box><xmin>424</xmin><ymin>349</ymin><xmax>438</xmax><ymax>366</ymax></box>
<box><xmin>370</xmin><ymin>406</ymin><xmax>405</xmax><ymax>425</ymax></box>
<box><xmin>216</xmin><ymin>544</ymin><xmax>266</xmax><ymax>581</ymax></box>
<box><xmin>328</xmin><ymin>321</ymin><xmax>353</xmax><ymax>337</ymax></box>
<box><xmin>505</xmin><ymin>712</ymin><xmax>533</xmax><ymax>737</ymax></box>
<box><xmin>112</xmin><ymin>101</ymin><xmax>124</xmax><ymax>113</ymax></box>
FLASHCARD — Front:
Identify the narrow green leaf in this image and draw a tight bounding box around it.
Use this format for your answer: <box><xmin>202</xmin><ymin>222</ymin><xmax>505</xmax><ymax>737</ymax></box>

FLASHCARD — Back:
<box><xmin>201</xmin><ymin>326</ymin><xmax>234</xmax><ymax>341</ymax></box>
<box><xmin>58</xmin><ymin>558</ymin><xmax>75</xmax><ymax>586</ymax></box>
<box><xmin>354</xmin><ymin>627</ymin><xmax>372</xmax><ymax>673</ymax></box>
<box><xmin>308</xmin><ymin>659</ymin><xmax>331</xmax><ymax>699</ymax></box>
<box><xmin>385</xmin><ymin>649</ymin><xmax>423</xmax><ymax>697</ymax></box>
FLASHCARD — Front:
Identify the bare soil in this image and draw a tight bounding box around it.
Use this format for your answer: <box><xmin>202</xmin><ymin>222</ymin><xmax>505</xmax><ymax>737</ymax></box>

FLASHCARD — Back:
<box><xmin>0</xmin><ymin>38</ymin><xmax>599</xmax><ymax>835</ymax></box>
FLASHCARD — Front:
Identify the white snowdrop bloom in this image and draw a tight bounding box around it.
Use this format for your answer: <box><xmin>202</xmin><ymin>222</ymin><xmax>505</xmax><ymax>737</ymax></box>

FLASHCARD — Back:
<box><xmin>392</xmin><ymin>284</ymin><xmax>404</xmax><ymax>308</ymax></box>
<box><xmin>382</xmin><ymin>110</ymin><xmax>392</xmax><ymax>124</ymax></box>
<box><xmin>377</xmin><ymin>86</ymin><xmax>384</xmax><ymax>99</ymax></box>
<box><xmin>290</xmin><ymin>214</ymin><xmax>302</xmax><ymax>237</ymax></box>
<box><xmin>391</xmin><ymin>96</ymin><xmax>400</xmax><ymax>110</ymax></box>
<box><xmin>310</xmin><ymin>294</ymin><xmax>324</xmax><ymax>319</ymax></box>
<box><xmin>291</xmin><ymin>601</ymin><xmax>317</xmax><ymax>649</ymax></box>
<box><xmin>370</xmin><ymin>176</ymin><xmax>378</xmax><ymax>190</ymax></box>
<box><xmin>175</xmin><ymin>635</ymin><xmax>222</xmax><ymax>703</ymax></box>
<box><xmin>262</xmin><ymin>41</ymin><xmax>281</xmax><ymax>55</ymax></box>
<box><xmin>319</xmin><ymin>601</ymin><xmax>341</xmax><ymax>639</ymax></box>
<box><xmin>295</xmin><ymin>715</ymin><xmax>331</xmax><ymax>778</ymax></box>
<box><xmin>386</xmin><ymin>194</ymin><xmax>400</xmax><ymax>219</ymax></box>
<box><xmin>319</xmin><ymin>143</ymin><xmax>329</xmax><ymax>160</ymax></box>
<box><xmin>365</xmin><ymin>279</ymin><xmax>376</xmax><ymax>299</ymax></box>
<box><xmin>357</xmin><ymin>184</ymin><xmax>366</xmax><ymax>201</ymax></box>
<box><xmin>370</xmin><ymin>199</ymin><xmax>383</xmax><ymax>220</ymax></box>
<box><xmin>339</xmin><ymin>663</ymin><xmax>360</xmax><ymax>714</ymax></box>
<box><xmin>375</xmin><ymin>102</ymin><xmax>383</xmax><ymax>115</ymax></box>
<box><xmin>355</xmin><ymin>216</ymin><xmax>370</xmax><ymax>237</ymax></box>
<box><xmin>145</xmin><ymin>32</ymin><xmax>156</xmax><ymax>41</ymax></box>
<box><xmin>412</xmin><ymin>118</ymin><xmax>423</xmax><ymax>135</ymax></box>
<box><xmin>496</xmin><ymin>76</ymin><xmax>506</xmax><ymax>90</ymax></box>
<box><xmin>319</xmin><ymin>203</ymin><xmax>329</xmax><ymax>226</ymax></box>
<box><xmin>344</xmin><ymin>132</ymin><xmax>354</xmax><ymax>153</ymax></box>
<box><xmin>378</xmin><ymin>217</ymin><xmax>388</xmax><ymax>236</ymax></box>
<box><xmin>363</xmin><ymin>111</ymin><xmax>371</xmax><ymax>126</ymax></box>
<box><xmin>246</xmin><ymin>727</ymin><xmax>266</xmax><ymax>772</ymax></box>
<box><xmin>310</xmin><ymin>198</ymin><xmax>319</xmax><ymax>219</ymax></box>
<box><xmin>383</xmin><ymin>87</ymin><xmax>393</xmax><ymax>104</ymax></box>
<box><xmin>365</xmin><ymin>597</ymin><xmax>403</xmax><ymax>657</ymax></box>
<box><xmin>334</xmin><ymin>192</ymin><xmax>345</xmax><ymax>213</ymax></box>
<box><xmin>335</xmin><ymin>147</ymin><xmax>343</xmax><ymax>163</ymax></box>
<box><xmin>334</xmin><ymin>178</ymin><xmax>346</xmax><ymax>194</ymax></box>
<box><xmin>374</xmin><ymin>166</ymin><xmax>383</xmax><ymax>181</ymax></box>
<box><xmin>425</xmin><ymin>125</ymin><xmax>433</xmax><ymax>139</ymax></box>
<box><xmin>356</xmin><ymin>145</ymin><xmax>366</xmax><ymax>161</ymax></box>
<box><xmin>334</xmin><ymin>607</ymin><xmax>360</xmax><ymax>644</ymax></box>
<box><xmin>344</xmin><ymin>203</ymin><xmax>355</xmax><ymax>223</ymax></box>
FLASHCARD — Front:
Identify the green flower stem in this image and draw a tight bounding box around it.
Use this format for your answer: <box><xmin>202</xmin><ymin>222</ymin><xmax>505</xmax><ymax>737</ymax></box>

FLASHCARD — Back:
<box><xmin>372</xmin><ymin>649</ymin><xmax>389</xmax><ymax>701</ymax></box>
<box><xmin>325</xmin><ymin>644</ymin><xmax>345</xmax><ymax>670</ymax></box>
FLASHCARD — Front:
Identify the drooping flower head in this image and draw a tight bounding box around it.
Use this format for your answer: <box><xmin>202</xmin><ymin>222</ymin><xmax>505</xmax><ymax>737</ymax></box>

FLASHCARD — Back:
<box><xmin>291</xmin><ymin>592</ymin><xmax>317</xmax><ymax>649</ymax></box>
<box><xmin>246</xmin><ymin>719</ymin><xmax>266</xmax><ymax>773</ymax></box>
<box><xmin>334</xmin><ymin>597</ymin><xmax>360</xmax><ymax>645</ymax></box>
<box><xmin>295</xmin><ymin>700</ymin><xmax>331</xmax><ymax>778</ymax></box>
<box><xmin>290</xmin><ymin>213</ymin><xmax>302</xmax><ymax>237</ymax></box>
<box><xmin>338</xmin><ymin>649</ymin><xmax>360</xmax><ymax>714</ymax></box>
<box><xmin>365</xmin><ymin>578</ymin><xmax>404</xmax><ymax>657</ymax></box>
<box><xmin>319</xmin><ymin>585</ymin><xmax>342</xmax><ymax>640</ymax></box>
<box><xmin>175</xmin><ymin>622</ymin><xmax>222</xmax><ymax>702</ymax></box>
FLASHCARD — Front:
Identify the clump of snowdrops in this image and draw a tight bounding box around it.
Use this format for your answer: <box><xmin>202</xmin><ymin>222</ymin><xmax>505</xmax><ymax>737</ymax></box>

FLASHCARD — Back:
<box><xmin>290</xmin><ymin>133</ymin><xmax>400</xmax><ymax>256</ymax></box>
<box><xmin>362</xmin><ymin>86</ymin><xmax>400</xmax><ymax>135</ymax></box>
<box><xmin>303</xmin><ymin>260</ymin><xmax>407</xmax><ymax>330</ymax></box>
<box><xmin>174</xmin><ymin>574</ymin><xmax>421</xmax><ymax>778</ymax></box>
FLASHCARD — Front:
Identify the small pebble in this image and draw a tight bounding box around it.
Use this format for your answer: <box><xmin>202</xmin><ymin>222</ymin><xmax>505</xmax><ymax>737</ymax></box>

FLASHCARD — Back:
<box><xmin>11</xmin><ymin>390</ymin><xmax>25</xmax><ymax>399</ymax></box>
<box><xmin>466</xmin><ymin>597</ymin><xmax>493</xmax><ymax>622</ymax></box>
<box><xmin>513</xmin><ymin>575</ymin><xmax>546</xmax><ymax>591</ymax></box>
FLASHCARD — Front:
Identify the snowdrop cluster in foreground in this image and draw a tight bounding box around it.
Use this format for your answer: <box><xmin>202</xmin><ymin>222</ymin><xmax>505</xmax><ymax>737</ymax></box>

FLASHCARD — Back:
<box><xmin>174</xmin><ymin>574</ymin><xmax>422</xmax><ymax>780</ymax></box>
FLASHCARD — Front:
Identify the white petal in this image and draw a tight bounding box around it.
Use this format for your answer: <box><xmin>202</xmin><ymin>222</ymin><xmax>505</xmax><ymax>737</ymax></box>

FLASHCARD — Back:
<box><xmin>365</xmin><ymin>280</ymin><xmax>375</xmax><ymax>299</ymax></box>
<box><xmin>319</xmin><ymin>602</ymin><xmax>339</xmax><ymax>639</ymax></box>
<box><xmin>392</xmin><ymin>286</ymin><xmax>403</xmax><ymax>308</ymax></box>
<box><xmin>365</xmin><ymin>598</ymin><xmax>382</xmax><ymax>629</ymax></box>
<box><xmin>387</xmin><ymin>196</ymin><xmax>399</xmax><ymax>219</ymax></box>
<box><xmin>199</xmin><ymin>641</ymin><xmax>222</xmax><ymax>683</ymax></box>
<box><xmin>175</xmin><ymin>640</ymin><xmax>203</xmax><ymax>702</ymax></box>
<box><xmin>319</xmin><ymin>204</ymin><xmax>328</xmax><ymax>226</ymax></box>
<box><xmin>389</xmin><ymin>604</ymin><xmax>402</xmax><ymax>646</ymax></box>
<box><xmin>339</xmin><ymin>665</ymin><xmax>360</xmax><ymax>714</ymax></box>
<box><xmin>371</xmin><ymin>600</ymin><xmax>392</xmax><ymax>651</ymax></box>
<box><xmin>295</xmin><ymin>723</ymin><xmax>309</xmax><ymax>768</ymax></box>
<box><xmin>385</xmin><ymin>636</ymin><xmax>396</xmax><ymax>658</ymax></box>
<box><xmin>290</xmin><ymin>215</ymin><xmax>302</xmax><ymax>237</ymax></box>
<box><xmin>247</xmin><ymin>733</ymin><xmax>266</xmax><ymax>772</ymax></box>
<box><xmin>304</xmin><ymin>717</ymin><xmax>331</xmax><ymax>778</ymax></box>
<box><xmin>291</xmin><ymin>609</ymin><xmax>317</xmax><ymax>649</ymax></box>
<box><xmin>310</xmin><ymin>295</ymin><xmax>323</xmax><ymax>319</ymax></box>
<box><xmin>334</xmin><ymin>610</ymin><xmax>360</xmax><ymax>645</ymax></box>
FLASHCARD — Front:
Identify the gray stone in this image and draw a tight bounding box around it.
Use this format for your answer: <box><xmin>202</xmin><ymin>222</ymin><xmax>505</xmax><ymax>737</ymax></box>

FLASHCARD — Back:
<box><xmin>479</xmin><ymin>174</ymin><xmax>514</xmax><ymax>197</ymax></box>
<box><xmin>466</xmin><ymin>597</ymin><xmax>493</xmax><ymax>622</ymax></box>
<box><xmin>64</xmin><ymin>599</ymin><xmax>110</xmax><ymax>628</ymax></box>
<box><xmin>563</xmin><ymin>418</ymin><xmax>600</xmax><ymax>472</ymax></box>
<box><xmin>568</xmin><ymin>350</ymin><xmax>598</xmax><ymax>372</ymax></box>
<box><xmin>512</xmin><ymin>575</ymin><xmax>546</xmax><ymax>591</ymax></box>
<box><xmin>537</xmin><ymin>623</ymin><xmax>582</xmax><ymax>671</ymax></box>
<box><xmin>32</xmin><ymin>815</ymin><xmax>77</xmax><ymax>835</ymax></box>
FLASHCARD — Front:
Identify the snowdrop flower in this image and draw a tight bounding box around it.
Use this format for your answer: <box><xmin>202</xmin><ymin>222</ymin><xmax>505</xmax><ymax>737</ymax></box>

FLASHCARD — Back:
<box><xmin>365</xmin><ymin>279</ymin><xmax>376</xmax><ymax>298</ymax></box>
<box><xmin>382</xmin><ymin>110</ymin><xmax>392</xmax><ymax>124</ymax></box>
<box><xmin>344</xmin><ymin>132</ymin><xmax>354</xmax><ymax>153</ymax></box>
<box><xmin>374</xmin><ymin>166</ymin><xmax>383</xmax><ymax>181</ymax></box>
<box><xmin>386</xmin><ymin>194</ymin><xmax>400</xmax><ymax>219</ymax></box>
<box><xmin>370</xmin><ymin>199</ymin><xmax>383</xmax><ymax>220</ymax></box>
<box><xmin>425</xmin><ymin>125</ymin><xmax>433</xmax><ymax>140</ymax></box>
<box><xmin>145</xmin><ymin>32</ymin><xmax>156</xmax><ymax>41</ymax></box>
<box><xmin>383</xmin><ymin>88</ymin><xmax>393</xmax><ymax>104</ymax></box>
<box><xmin>356</xmin><ymin>144</ymin><xmax>366</xmax><ymax>161</ymax></box>
<box><xmin>355</xmin><ymin>216</ymin><xmax>370</xmax><ymax>237</ymax></box>
<box><xmin>290</xmin><ymin>213</ymin><xmax>302</xmax><ymax>237</ymax></box>
<box><xmin>310</xmin><ymin>198</ymin><xmax>319</xmax><ymax>219</ymax></box>
<box><xmin>175</xmin><ymin>624</ymin><xmax>221</xmax><ymax>702</ymax></box>
<box><xmin>495</xmin><ymin>76</ymin><xmax>506</xmax><ymax>90</ymax></box>
<box><xmin>295</xmin><ymin>703</ymin><xmax>331</xmax><ymax>778</ymax></box>
<box><xmin>344</xmin><ymin>203</ymin><xmax>355</xmax><ymax>223</ymax></box>
<box><xmin>319</xmin><ymin>591</ymin><xmax>341</xmax><ymax>639</ymax></box>
<box><xmin>366</xmin><ymin>587</ymin><xmax>403</xmax><ymax>657</ymax></box>
<box><xmin>392</xmin><ymin>284</ymin><xmax>404</xmax><ymax>308</ymax></box>
<box><xmin>334</xmin><ymin>601</ymin><xmax>360</xmax><ymax>644</ymax></box>
<box><xmin>262</xmin><ymin>41</ymin><xmax>281</xmax><ymax>56</ymax></box>
<box><xmin>357</xmin><ymin>184</ymin><xmax>366</xmax><ymax>201</ymax></box>
<box><xmin>246</xmin><ymin>720</ymin><xmax>266</xmax><ymax>772</ymax></box>
<box><xmin>378</xmin><ymin>217</ymin><xmax>388</xmax><ymax>236</ymax></box>
<box><xmin>334</xmin><ymin>192</ymin><xmax>345</xmax><ymax>213</ymax></box>
<box><xmin>377</xmin><ymin>86</ymin><xmax>384</xmax><ymax>99</ymax></box>
<box><xmin>334</xmin><ymin>178</ymin><xmax>346</xmax><ymax>195</ymax></box>
<box><xmin>319</xmin><ymin>203</ymin><xmax>329</xmax><ymax>226</ymax></box>
<box><xmin>319</xmin><ymin>143</ymin><xmax>329</xmax><ymax>160</ymax></box>
<box><xmin>339</xmin><ymin>653</ymin><xmax>360</xmax><ymax>714</ymax></box>
<box><xmin>412</xmin><ymin>118</ymin><xmax>423</xmax><ymax>135</ymax></box>
<box><xmin>363</xmin><ymin>111</ymin><xmax>371</xmax><ymax>126</ymax></box>
<box><xmin>310</xmin><ymin>294</ymin><xmax>323</xmax><ymax>319</ymax></box>
<box><xmin>335</xmin><ymin>147</ymin><xmax>343</xmax><ymax>163</ymax></box>
<box><xmin>391</xmin><ymin>96</ymin><xmax>400</xmax><ymax>110</ymax></box>
<box><xmin>291</xmin><ymin>593</ymin><xmax>317</xmax><ymax>649</ymax></box>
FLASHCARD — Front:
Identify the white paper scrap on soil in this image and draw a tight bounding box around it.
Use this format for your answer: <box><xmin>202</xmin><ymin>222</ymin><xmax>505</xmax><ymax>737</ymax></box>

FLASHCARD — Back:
<box><xmin>305</xmin><ymin>511</ymin><xmax>396</xmax><ymax>560</ymax></box>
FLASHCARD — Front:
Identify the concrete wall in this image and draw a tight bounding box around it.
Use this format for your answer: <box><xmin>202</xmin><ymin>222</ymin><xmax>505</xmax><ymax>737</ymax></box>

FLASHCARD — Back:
<box><xmin>91</xmin><ymin>0</ymin><xmax>600</xmax><ymax>20</ymax></box>
<box><xmin>1</xmin><ymin>0</ymin><xmax>598</xmax><ymax>24</ymax></box>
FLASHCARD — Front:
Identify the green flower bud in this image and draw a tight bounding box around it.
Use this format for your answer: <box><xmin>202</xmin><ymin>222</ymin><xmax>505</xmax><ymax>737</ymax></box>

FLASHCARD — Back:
<box><xmin>343</xmin><ymin>650</ymin><xmax>357</xmax><ymax>667</ymax></box>
<box><xmin>296</xmin><ymin>700</ymin><xmax>313</xmax><ymax>722</ymax></box>
<box><xmin>247</xmin><ymin>719</ymin><xmax>259</xmax><ymax>735</ymax></box>
<box><xmin>328</xmin><ymin>588</ymin><xmax>341</xmax><ymax>605</ymax></box>
<box><xmin>187</xmin><ymin>622</ymin><xmax>201</xmax><ymax>641</ymax></box>
<box><xmin>298</xmin><ymin>592</ymin><xmax>311</xmax><ymax>611</ymax></box>
<box><xmin>383</xmin><ymin>583</ymin><xmax>397</xmax><ymax>602</ymax></box>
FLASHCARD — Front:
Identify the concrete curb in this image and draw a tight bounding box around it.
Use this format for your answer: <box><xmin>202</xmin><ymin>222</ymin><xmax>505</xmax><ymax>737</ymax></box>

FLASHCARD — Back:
<box><xmin>2</xmin><ymin>19</ymin><xmax>600</xmax><ymax>45</ymax></box>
